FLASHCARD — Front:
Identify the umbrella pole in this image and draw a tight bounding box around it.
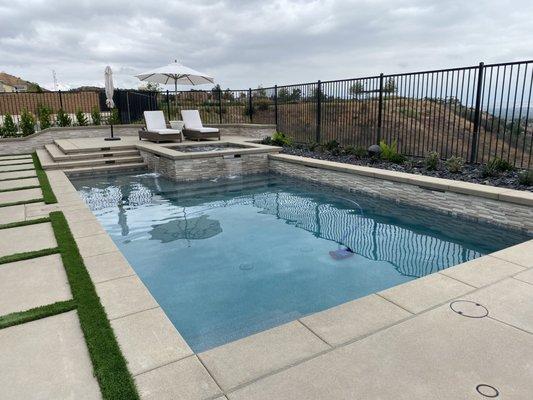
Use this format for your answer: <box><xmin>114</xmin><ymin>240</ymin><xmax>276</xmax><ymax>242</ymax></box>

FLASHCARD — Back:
<box><xmin>105</xmin><ymin>108</ymin><xmax>121</xmax><ymax>141</ymax></box>
<box><xmin>174</xmin><ymin>79</ymin><xmax>178</xmax><ymax>120</ymax></box>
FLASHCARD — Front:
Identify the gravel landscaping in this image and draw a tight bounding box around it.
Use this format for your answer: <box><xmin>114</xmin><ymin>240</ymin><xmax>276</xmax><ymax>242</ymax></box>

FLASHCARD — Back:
<box><xmin>281</xmin><ymin>145</ymin><xmax>533</xmax><ymax>192</ymax></box>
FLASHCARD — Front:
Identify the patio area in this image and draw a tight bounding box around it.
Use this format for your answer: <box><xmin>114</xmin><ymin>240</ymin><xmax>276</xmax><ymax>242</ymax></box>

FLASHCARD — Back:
<box><xmin>0</xmin><ymin>146</ymin><xmax>532</xmax><ymax>399</ymax></box>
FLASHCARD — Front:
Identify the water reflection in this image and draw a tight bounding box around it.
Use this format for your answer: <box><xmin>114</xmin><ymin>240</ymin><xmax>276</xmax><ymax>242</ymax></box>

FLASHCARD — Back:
<box><xmin>74</xmin><ymin>173</ymin><xmax>529</xmax><ymax>280</ymax></box>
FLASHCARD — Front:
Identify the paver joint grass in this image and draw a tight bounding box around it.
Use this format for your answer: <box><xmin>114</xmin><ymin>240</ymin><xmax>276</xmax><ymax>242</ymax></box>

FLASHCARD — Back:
<box><xmin>0</xmin><ymin>185</ymin><xmax>41</xmax><ymax>193</ymax></box>
<box><xmin>32</xmin><ymin>152</ymin><xmax>57</xmax><ymax>204</ymax></box>
<box><xmin>49</xmin><ymin>211</ymin><xmax>139</xmax><ymax>400</ymax></box>
<box><xmin>0</xmin><ymin>300</ymin><xmax>77</xmax><ymax>330</ymax></box>
<box><xmin>0</xmin><ymin>217</ymin><xmax>50</xmax><ymax>231</ymax></box>
<box><xmin>0</xmin><ymin>247</ymin><xmax>60</xmax><ymax>265</ymax></box>
<box><xmin>0</xmin><ymin>198</ymin><xmax>43</xmax><ymax>208</ymax></box>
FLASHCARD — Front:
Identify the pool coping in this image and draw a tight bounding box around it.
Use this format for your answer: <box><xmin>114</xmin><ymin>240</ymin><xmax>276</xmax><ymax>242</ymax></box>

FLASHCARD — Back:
<box><xmin>43</xmin><ymin>166</ymin><xmax>533</xmax><ymax>399</ymax></box>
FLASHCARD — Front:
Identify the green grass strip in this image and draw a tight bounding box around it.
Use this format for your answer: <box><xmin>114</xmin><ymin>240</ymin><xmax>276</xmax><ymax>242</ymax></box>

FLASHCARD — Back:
<box><xmin>0</xmin><ymin>167</ymin><xmax>35</xmax><ymax>172</ymax></box>
<box><xmin>32</xmin><ymin>152</ymin><xmax>57</xmax><ymax>204</ymax></box>
<box><xmin>0</xmin><ymin>217</ymin><xmax>50</xmax><ymax>230</ymax></box>
<box><xmin>0</xmin><ymin>247</ymin><xmax>60</xmax><ymax>265</ymax></box>
<box><xmin>0</xmin><ymin>157</ymin><xmax>32</xmax><ymax>162</ymax></box>
<box><xmin>0</xmin><ymin>175</ymin><xmax>37</xmax><ymax>182</ymax></box>
<box><xmin>0</xmin><ymin>161</ymin><xmax>34</xmax><ymax>167</ymax></box>
<box><xmin>0</xmin><ymin>198</ymin><xmax>43</xmax><ymax>208</ymax></box>
<box><xmin>0</xmin><ymin>185</ymin><xmax>41</xmax><ymax>193</ymax></box>
<box><xmin>0</xmin><ymin>300</ymin><xmax>77</xmax><ymax>330</ymax></box>
<box><xmin>49</xmin><ymin>211</ymin><xmax>139</xmax><ymax>400</ymax></box>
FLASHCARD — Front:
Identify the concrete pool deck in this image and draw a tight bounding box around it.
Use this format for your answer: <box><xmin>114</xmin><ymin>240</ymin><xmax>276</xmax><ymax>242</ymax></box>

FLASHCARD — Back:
<box><xmin>0</xmin><ymin>145</ymin><xmax>532</xmax><ymax>399</ymax></box>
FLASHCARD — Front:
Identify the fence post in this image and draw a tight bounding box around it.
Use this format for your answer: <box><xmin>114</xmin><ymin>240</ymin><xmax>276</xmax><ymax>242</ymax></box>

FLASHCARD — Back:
<box><xmin>274</xmin><ymin>85</ymin><xmax>278</xmax><ymax>129</ymax></box>
<box><xmin>377</xmin><ymin>73</ymin><xmax>384</xmax><ymax>144</ymax></box>
<box><xmin>165</xmin><ymin>90</ymin><xmax>170</xmax><ymax>121</ymax></box>
<box><xmin>218</xmin><ymin>88</ymin><xmax>223</xmax><ymax>124</ymax></box>
<box><xmin>248</xmin><ymin>88</ymin><xmax>253</xmax><ymax>123</ymax></box>
<box><xmin>470</xmin><ymin>62</ymin><xmax>484</xmax><ymax>163</ymax></box>
<box><xmin>58</xmin><ymin>90</ymin><xmax>63</xmax><ymax>109</ymax></box>
<box><xmin>125</xmin><ymin>91</ymin><xmax>131</xmax><ymax>123</ymax></box>
<box><xmin>316</xmin><ymin>80</ymin><xmax>321</xmax><ymax>143</ymax></box>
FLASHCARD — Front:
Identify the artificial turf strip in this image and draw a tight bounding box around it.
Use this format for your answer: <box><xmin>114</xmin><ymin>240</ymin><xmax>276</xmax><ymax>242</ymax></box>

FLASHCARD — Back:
<box><xmin>0</xmin><ymin>175</ymin><xmax>37</xmax><ymax>182</ymax></box>
<box><xmin>32</xmin><ymin>152</ymin><xmax>57</xmax><ymax>204</ymax></box>
<box><xmin>0</xmin><ymin>247</ymin><xmax>60</xmax><ymax>265</ymax></box>
<box><xmin>0</xmin><ymin>300</ymin><xmax>77</xmax><ymax>330</ymax></box>
<box><xmin>49</xmin><ymin>211</ymin><xmax>139</xmax><ymax>400</ymax></box>
<box><xmin>0</xmin><ymin>198</ymin><xmax>43</xmax><ymax>208</ymax></box>
<box><xmin>0</xmin><ymin>216</ymin><xmax>50</xmax><ymax>230</ymax></box>
<box><xmin>0</xmin><ymin>185</ymin><xmax>41</xmax><ymax>193</ymax></box>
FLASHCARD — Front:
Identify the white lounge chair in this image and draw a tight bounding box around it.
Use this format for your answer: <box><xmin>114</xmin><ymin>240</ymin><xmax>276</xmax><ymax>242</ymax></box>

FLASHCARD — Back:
<box><xmin>139</xmin><ymin>111</ymin><xmax>182</xmax><ymax>143</ymax></box>
<box><xmin>181</xmin><ymin>110</ymin><xmax>220</xmax><ymax>141</ymax></box>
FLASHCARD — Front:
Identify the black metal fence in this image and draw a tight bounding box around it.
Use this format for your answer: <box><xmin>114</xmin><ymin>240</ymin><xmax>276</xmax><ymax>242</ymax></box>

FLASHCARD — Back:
<box><xmin>1</xmin><ymin>60</ymin><xmax>532</xmax><ymax>168</ymax></box>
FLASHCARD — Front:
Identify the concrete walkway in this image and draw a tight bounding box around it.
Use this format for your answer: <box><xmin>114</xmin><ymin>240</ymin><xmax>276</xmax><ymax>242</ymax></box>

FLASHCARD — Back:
<box><xmin>0</xmin><ymin>156</ymin><xmax>102</xmax><ymax>400</ymax></box>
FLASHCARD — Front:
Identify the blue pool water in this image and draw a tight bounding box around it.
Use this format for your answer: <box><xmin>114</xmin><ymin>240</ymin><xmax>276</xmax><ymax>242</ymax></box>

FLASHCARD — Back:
<box><xmin>71</xmin><ymin>173</ymin><xmax>529</xmax><ymax>352</ymax></box>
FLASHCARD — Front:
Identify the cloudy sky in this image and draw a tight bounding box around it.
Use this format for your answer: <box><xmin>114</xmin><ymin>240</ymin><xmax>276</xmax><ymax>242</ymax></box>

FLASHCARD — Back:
<box><xmin>1</xmin><ymin>0</ymin><xmax>532</xmax><ymax>91</ymax></box>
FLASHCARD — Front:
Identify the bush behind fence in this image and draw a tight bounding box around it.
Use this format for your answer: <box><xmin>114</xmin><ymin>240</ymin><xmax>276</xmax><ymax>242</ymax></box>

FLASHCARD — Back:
<box><xmin>1</xmin><ymin>60</ymin><xmax>532</xmax><ymax>168</ymax></box>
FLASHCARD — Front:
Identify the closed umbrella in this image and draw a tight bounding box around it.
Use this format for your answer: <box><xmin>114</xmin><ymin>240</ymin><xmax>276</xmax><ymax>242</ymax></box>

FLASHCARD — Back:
<box><xmin>104</xmin><ymin>66</ymin><xmax>120</xmax><ymax>141</ymax></box>
<box><xmin>135</xmin><ymin>60</ymin><xmax>214</xmax><ymax>117</ymax></box>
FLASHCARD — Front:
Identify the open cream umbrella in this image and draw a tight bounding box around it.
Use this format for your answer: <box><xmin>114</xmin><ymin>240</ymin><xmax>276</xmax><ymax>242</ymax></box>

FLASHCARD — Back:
<box><xmin>104</xmin><ymin>66</ymin><xmax>120</xmax><ymax>141</ymax></box>
<box><xmin>135</xmin><ymin>60</ymin><xmax>214</xmax><ymax>115</ymax></box>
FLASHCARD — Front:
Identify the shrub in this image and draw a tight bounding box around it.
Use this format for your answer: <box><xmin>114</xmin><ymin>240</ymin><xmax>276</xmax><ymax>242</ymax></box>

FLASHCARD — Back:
<box><xmin>425</xmin><ymin>151</ymin><xmax>440</xmax><ymax>171</ymax></box>
<box><xmin>324</xmin><ymin>140</ymin><xmax>340</xmax><ymax>152</ymax></box>
<box><xmin>75</xmin><ymin>109</ymin><xmax>88</xmax><ymax>126</ymax></box>
<box><xmin>91</xmin><ymin>106</ymin><xmax>101</xmax><ymax>125</ymax></box>
<box><xmin>309</xmin><ymin>142</ymin><xmax>320</xmax><ymax>152</ymax></box>
<box><xmin>445</xmin><ymin>156</ymin><xmax>464</xmax><ymax>173</ymax></box>
<box><xmin>260</xmin><ymin>136</ymin><xmax>272</xmax><ymax>145</ymax></box>
<box><xmin>344</xmin><ymin>145</ymin><xmax>367</xmax><ymax>157</ymax></box>
<box><xmin>37</xmin><ymin>105</ymin><xmax>52</xmax><ymax>130</ymax></box>
<box><xmin>379</xmin><ymin>140</ymin><xmax>406</xmax><ymax>164</ymax></box>
<box><xmin>518</xmin><ymin>170</ymin><xmax>533</xmax><ymax>186</ymax></box>
<box><xmin>107</xmin><ymin>109</ymin><xmax>121</xmax><ymax>125</ymax></box>
<box><xmin>19</xmin><ymin>109</ymin><xmax>36</xmax><ymax>136</ymax></box>
<box><xmin>270</xmin><ymin>131</ymin><xmax>292</xmax><ymax>147</ymax></box>
<box><xmin>57</xmin><ymin>108</ymin><xmax>71</xmax><ymax>127</ymax></box>
<box><xmin>481</xmin><ymin>157</ymin><xmax>514</xmax><ymax>178</ymax></box>
<box><xmin>1</xmin><ymin>114</ymin><xmax>18</xmax><ymax>137</ymax></box>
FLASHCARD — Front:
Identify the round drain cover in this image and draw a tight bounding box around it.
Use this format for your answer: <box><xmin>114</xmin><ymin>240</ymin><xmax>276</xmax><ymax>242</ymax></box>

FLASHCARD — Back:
<box><xmin>238</xmin><ymin>263</ymin><xmax>254</xmax><ymax>271</ymax></box>
<box><xmin>450</xmin><ymin>300</ymin><xmax>488</xmax><ymax>318</ymax></box>
<box><xmin>476</xmin><ymin>384</ymin><xmax>499</xmax><ymax>398</ymax></box>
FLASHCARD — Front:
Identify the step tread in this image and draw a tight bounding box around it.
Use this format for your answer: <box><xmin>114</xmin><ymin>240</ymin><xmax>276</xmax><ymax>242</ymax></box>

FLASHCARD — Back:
<box><xmin>45</xmin><ymin>143</ymin><xmax>139</xmax><ymax>161</ymax></box>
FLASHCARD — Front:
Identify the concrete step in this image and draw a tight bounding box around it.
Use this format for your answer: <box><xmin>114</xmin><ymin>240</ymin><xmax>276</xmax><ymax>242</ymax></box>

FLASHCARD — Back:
<box><xmin>65</xmin><ymin>162</ymin><xmax>147</xmax><ymax>176</ymax></box>
<box><xmin>55</xmin><ymin>139</ymin><xmax>136</xmax><ymax>154</ymax></box>
<box><xmin>45</xmin><ymin>143</ymin><xmax>139</xmax><ymax>162</ymax></box>
<box><xmin>43</xmin><ymin>155</ymin><xmax>144</xmax><ymax>170</ymax></box>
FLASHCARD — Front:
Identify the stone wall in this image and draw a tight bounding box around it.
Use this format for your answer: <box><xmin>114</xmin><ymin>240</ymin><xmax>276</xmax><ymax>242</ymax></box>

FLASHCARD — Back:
<box><xmin>211</xmin><ymin>124</ymin><xmax>275</xmax><ymax>139</ymax></box>
<box><xmin>140</xmin><ymin>150</ymin><xmax>270</xmax><ymax>182</ymax></box>
<box><xmin>269</xmin><ymin>158</ymin><xmax>533</xmax><ymax>233</ymax></box>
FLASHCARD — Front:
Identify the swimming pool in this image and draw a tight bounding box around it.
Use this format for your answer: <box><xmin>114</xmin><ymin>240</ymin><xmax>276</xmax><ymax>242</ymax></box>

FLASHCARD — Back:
<box><xmin>71</xmin><ymin>173</ymin><xmax>530</xmax><ymax>352</ymax></box>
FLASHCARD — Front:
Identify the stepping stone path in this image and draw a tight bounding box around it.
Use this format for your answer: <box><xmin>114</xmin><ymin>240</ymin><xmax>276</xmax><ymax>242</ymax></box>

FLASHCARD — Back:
<box><xmin>0</xmin><ymin>222</ymin><xmax>57</xmax><ymax>257</ymax></box>
<box><xmin>0</xmin><ymin>177</ymin><xmax>39</xmax><ymax>191</ymax></box>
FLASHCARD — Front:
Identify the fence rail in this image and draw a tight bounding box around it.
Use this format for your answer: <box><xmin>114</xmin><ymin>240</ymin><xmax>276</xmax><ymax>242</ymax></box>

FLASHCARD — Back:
<box><xmin>1</xmin><ymin>60</ymin><xmax>532</xmax><ymax>168</ymax></box>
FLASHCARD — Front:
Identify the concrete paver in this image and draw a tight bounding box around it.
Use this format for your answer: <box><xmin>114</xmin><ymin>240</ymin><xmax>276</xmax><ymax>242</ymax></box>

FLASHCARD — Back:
<box><xmin>489</xmin><ymin>239</ymin><xmax>533</xmax><ymax>268</ymax></box>
<box><xmin>300</xmin><ymin>294</ymin><xmax>412</xmax><ymax>346</ymax></box>
<box><xmin>199</xmin><ymin>321</ymin><xmax>329</xmax><ymax>391</ymax></box>
<box><xmin>0</xmin><ymin>311</ymin><xmax>102</xmax><ymax>400</ymax></box>
<box><xmin>464</xmin><ymin>278</ymin><xmax>533</xmax><ymax>333</ymax></box>
<box><xmin>135</xmin><ymin>355</ymin><xmax>222</xmax><ymax>400</ymax></box>
<box><xmin>378</xmin><ymin>272</ymin><xmax>473</xmax><ymax>314</ymax></box>
<box><xmin>0</xmin><ymin>170</ymin><xmax>37</xmax><ymax>180</ymax></box>
<box><xmin>83</xmin><ymin>250</ymin><xmax>135</xmax><ymax>283</ymax></box>
<box><xmin>111</xmin><ymin>307</ymin><xmax>193</xmax><ymax>375</ymax></box>
<box><xmin>440</xmin><ymin>255</ymin><xmax>526</xmax><ymax>288</ymax></box>
<box><xmin>0</xmin><ymin>177</ymin><xmax>39</xmax><ymax>191</ymax></box>
<box><xmin>0</xmin><ymin>164</ymin><xmax>35</xmax><ymax>172</ymax></box>
<box><xmin>0</xmin><ymin>204</ymin><xmax>26</xmax><ymax>224</ymax></box>
<box><xmin>228</xmin><ymin>305</ymin><xmax>533</xmax><ymax>400</ymax></box>
<box><xmin>76</xmin><ymin>233</ymin><xmax>119</xmax><ymax>258</ymax></box>
<box><xmin>96</xmin><ymin>275</ymin><xmax>158</xmax><ymax>320</ymax></box>
<box><xmin>0</xmin><ymin>187</ymin><xmax>42</xmax><ymax>205</ymax></box>
<box><xmin>0</xmin><ymin>254</ymin><xmax>71</xmax><ymax>315</ymax></box>
<box><xmin>0</xmin><ymin>222</ymin><xmax>57</xmax><ymax>257</ymax></box>
<box><xmin>0</xmin><ymin>159</ymin><xmax>34</xmax><ymax>167</ymax></box>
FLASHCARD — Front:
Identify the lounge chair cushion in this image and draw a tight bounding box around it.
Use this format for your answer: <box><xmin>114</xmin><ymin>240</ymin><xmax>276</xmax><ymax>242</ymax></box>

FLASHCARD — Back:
<box><xmin>144</xmin><ymin>111</ymin><xmax>167</xmax><ymax>131</ymax></box>
<box><xmin>181</xmin><ymin>110</ymin><xmax>205</xmax><ymax>130</ymax></box>
<box><xmin>153</xmin><ymin>128</ymin><xmax>182</xmax><ymax>135</ymax></box>
<box><xmin>188</xmin><ymin>127</ymin><xmax>219</xmax><ymax>133</ymax></box>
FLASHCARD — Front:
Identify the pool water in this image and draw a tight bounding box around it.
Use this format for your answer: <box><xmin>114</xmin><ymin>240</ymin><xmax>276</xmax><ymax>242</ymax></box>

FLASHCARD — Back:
<box><xmin>71</xmin><ymin>173</ymin><xmax>529</xmax><ymax>352</ymax></box>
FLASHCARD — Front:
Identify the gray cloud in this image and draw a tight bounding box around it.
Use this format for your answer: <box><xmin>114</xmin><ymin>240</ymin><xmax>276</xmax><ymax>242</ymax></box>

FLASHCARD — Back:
<box><xmin>1</xmin><ymin>0</ymin><xmax>532</xmax><ymax>90</ymax></box>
